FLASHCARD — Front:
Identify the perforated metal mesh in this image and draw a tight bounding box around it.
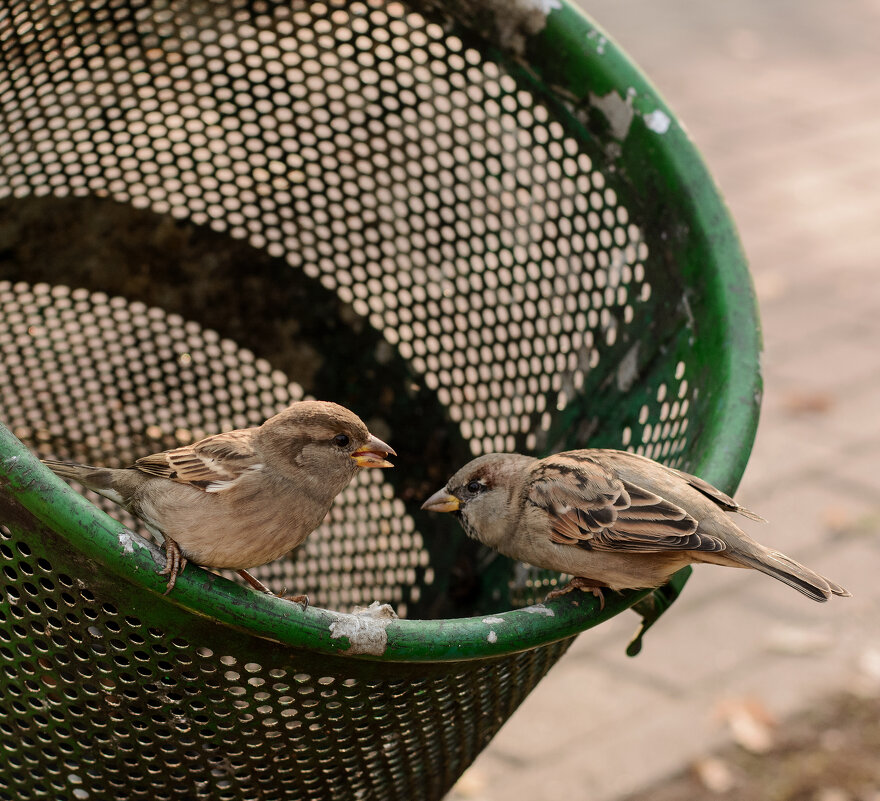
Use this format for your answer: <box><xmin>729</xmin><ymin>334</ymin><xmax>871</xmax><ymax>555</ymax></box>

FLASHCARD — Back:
<box><xmin>0</xmin><ymin>0</ymin><xmax>756</xmax><ymax>798</ymax></box>
<box><xmin>0</xmin><ymin>0</ymin><xmax>697</xmax><ymax>604</ymax></box>
<box><xmin>0</xmin><ymin>279</ymin><xmax>430</xmax><ymax>614</ymax></box>
<box><xmin>0</xmin><ymin>503</ymin><xmax>570</xmax><ymax>801</ymax></box>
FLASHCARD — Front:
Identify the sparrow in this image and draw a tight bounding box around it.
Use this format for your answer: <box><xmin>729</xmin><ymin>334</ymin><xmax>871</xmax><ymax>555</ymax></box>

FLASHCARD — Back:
<box><xmin>44</xmin><ymin>400</ymin><xmax>395</xmax><ymax>595</ymax></box>
<box><xmin>422</xmin><ymin>449</ymin><xmax>849</xmax><ymax>605</ymax></box>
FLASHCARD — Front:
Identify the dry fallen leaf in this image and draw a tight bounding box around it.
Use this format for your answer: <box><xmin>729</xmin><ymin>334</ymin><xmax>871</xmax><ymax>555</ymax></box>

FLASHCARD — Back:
<box><xmin>822</xmin><ymin>505</ymin><xmax>854</xmax><ymax>533</ymax></box>
<box><xmin>780</xmin><ymin>390</ymin><xmax>834</xmax><ymax>415</ymax></box>
<box><xmin>715</xmin><ymin>697</ymin><xmax>776</xmax><ymax>754</ymax></box>
<box><xmin>822</xmin><ymin>506</ymin><xmax>880</xmax><ymax>539</ymax></box>
<box><xmin>692</xmin><ymin>756</ymin><xmax>736</xmax><ymax>794</ymax></box>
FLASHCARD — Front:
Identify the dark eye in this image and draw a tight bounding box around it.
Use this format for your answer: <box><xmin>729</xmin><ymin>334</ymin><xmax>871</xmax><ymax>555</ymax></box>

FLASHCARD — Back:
<box><xmin>333</xmin><ymin>433</ymin><xmax>350</xmax><ymax>448</ymax></box>
<box><xmin>466</xmin><ymin>480</ymin><xmax>483</xmax><ymax>494</ymax></box>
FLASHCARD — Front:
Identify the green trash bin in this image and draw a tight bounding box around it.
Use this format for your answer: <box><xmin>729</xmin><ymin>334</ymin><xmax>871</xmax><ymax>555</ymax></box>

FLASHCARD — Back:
<box><xmin>0</xmin><ymin>0</ymin><xmax>762</xmax><ymax>799</ymax></box>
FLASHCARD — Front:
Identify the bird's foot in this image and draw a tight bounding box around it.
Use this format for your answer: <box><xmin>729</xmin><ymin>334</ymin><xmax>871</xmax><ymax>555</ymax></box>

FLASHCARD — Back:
<box><xmin>159</xmin><ymin>537</ymin><xmax>187</xmax><ymax>595</ymax></box>
<box><xmin>545</xmin><ymin>578</ymin><xmax>605</xmax><ymax>610</ymax></box>
<box><xmin>282</xmin><ymin>593</ymin><xmax>310</xmax><ymax>610</ymax></box>
<box><xmin>237</xmin><ymin>570</ymin><xmax>309</xmax><ymax>609</ymax></box>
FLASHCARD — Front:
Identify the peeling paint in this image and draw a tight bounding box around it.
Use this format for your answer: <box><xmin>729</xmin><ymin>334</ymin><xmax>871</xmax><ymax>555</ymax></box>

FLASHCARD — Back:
<box><xmin>643</xmin><ymin>109</ymin><xmax>672</xmax><ymax>134</ymax></box>
<box><xmin>482</xmin><ymin>616</ymin><xmax>505</xmax><ymax>625</ymax></box>
<box><xmin>589</xmin><ymin>90</ymin><xmax>634</xmax><ymax>141</ymax></box>
<box><xmin>406</xmin><ymin>0</ymin><xmax>558</xmax><ymax>56</ymax></box>
<box><xmin>527</xmin><ymin>0</ymin><xmax>562</xmax><ymax>13</ymax></box>
<box><xmin>352</xmin><ymin>601</ymin><xmax>399</xmax><ymax>619</ymax></box>
<box><xmin>487</xmin><ymin>630</ymin><xmax>498</xmax><ymax>644</ymax></box>
<box><xmin>522</xmin><ymin>604</ymin><xmax>555</xmax><ymax>617</ymax></box>
<box><xmin>680</xmin><ymin>292</ymin><xmax>697</xmax><ymax>345</ymax></box>
<box><xmin>118</xmin><ymin>529</ymin><xmax>135</xmax><ymax>555</ymax></box>
<box><xmin>329</xmin><ymin>614</ymin><xmax>390</xmax><ymax>656</ymax></box>
<box><xmin>586</xmin><ymin>28</ymin><xmax>607</xmax><ymax>55</ymax></box>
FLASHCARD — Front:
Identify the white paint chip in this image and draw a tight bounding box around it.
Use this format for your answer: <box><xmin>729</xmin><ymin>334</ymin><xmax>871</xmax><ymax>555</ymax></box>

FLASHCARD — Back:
<box><xmin>352</xmin><ymin>601</ymin><xmax>399</xmax><ymax>619</ymax></box>
<box><xmin>526</xmin><ymin>0</ymin><xmax>561</xmax><ymax>13</ymax></box>
<box><xmin>329</xmin><ymin>614</ymin><xmax>390</xmax><ymax>656</ymax></box>
<box><xmin>487</xmin><ymin>631</ymin><xmax>498</xmax><ymax>644</ymax></box>
<box><xmin>586</xmin><ymin>29</ymin><xmax>607</xmax><ymax>55</ymax></box>
<box><xmin>482</xmin><ymin>617</ymin><xmax>505</xmax><ymax>625</ymax></box>
<box><xmin>118</xmin><ymin>530</ymin><xmax>135</xmax><ymax>555</ymax></box>
<box><xmin>643</xmin><ymin>109</ymin><xmax>672</xmax><ymax>134</ymax></box>
<box><xmin>589</xmin><ymin>90</ymin><xmax>634</xmax><ymax>141</ymax></box>
<box><xmin>522</xmin><ymin>604</ymin><xmax>555</xmax><ymax>617</ymax></box>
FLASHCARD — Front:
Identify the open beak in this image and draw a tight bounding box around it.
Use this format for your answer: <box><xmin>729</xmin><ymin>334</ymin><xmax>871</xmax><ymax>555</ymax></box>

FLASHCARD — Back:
<box><xmin>351</xmin><ymin>434</ymin><xmax>396</xmax><ymax>468</ymax></box>
<box><xmin>421</xmin><ymin>488</ymin><xmax>460</xmax><ymax>513</ymax></box>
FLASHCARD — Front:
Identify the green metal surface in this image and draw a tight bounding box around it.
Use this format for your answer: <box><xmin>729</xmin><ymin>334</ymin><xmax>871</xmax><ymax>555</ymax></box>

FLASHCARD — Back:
<box><xmin>0</xmin><ymin>0</ymin><xmax>762</xmax><ymax>798</ymax></box>
<box><xmin>0</xmin><ymin>423</ymin><xmax>650</xmax><ymax>663</ymax></box>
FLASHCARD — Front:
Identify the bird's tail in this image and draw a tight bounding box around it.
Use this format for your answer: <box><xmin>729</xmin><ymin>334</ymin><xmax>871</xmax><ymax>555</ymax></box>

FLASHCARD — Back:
<box><xmin>735</xmin><ymin>546</ymin><xmax>850</xmax><ymax>602</ymax></box>
<box><xmin>42</xmin><ymin>459</ymin><xmax>122</xmax><ymax>501</ymax></box>
<box><xmin>43</xmin><ymin>458</ymin><xmax>99</xmax><ymax>482</ymax></box>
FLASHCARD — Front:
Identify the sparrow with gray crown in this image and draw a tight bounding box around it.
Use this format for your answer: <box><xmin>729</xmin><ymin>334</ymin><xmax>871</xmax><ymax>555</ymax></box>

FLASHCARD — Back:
<box><xmin>423</xmin><ymin>449</ymin><xmax>848</xmax><ymax>605</ymax></box>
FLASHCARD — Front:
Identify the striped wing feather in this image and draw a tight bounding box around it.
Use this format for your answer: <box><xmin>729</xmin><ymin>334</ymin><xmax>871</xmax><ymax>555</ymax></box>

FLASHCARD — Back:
<box><xmin>528</xmin><ymin>454</ymin><xmax>726</xmax><ymax>553</ymax></box>
<box><xmin>134</xmin><ymin>429</ymin><xmax>260</xmax><ymax>491</ymax></box>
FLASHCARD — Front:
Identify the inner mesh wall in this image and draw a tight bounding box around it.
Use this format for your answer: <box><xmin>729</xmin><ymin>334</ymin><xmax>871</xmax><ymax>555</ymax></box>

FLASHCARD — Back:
<box><xmin>0</xmin><ymin>0</ymin><xmax>697</xmax><ymax>609</ymax></box>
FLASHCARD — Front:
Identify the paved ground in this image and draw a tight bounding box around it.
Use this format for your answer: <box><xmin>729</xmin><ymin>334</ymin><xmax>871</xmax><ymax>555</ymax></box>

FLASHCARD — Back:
<box><xmin>449</xmin><ymin>1</ymin><xmax>880</xmax><ymax>799</ymax></box>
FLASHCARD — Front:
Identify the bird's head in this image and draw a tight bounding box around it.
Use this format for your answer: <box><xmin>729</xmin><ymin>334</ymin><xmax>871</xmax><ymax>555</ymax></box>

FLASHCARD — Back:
<box><xmin>421</xmin><ymin>453</ymin><xmax>533</xmax><ymax>548</ymax></box>
<box><xmin>259</xmin><ymin>400</ymin><xmax>395</xmax><ymax>493</ymax></box>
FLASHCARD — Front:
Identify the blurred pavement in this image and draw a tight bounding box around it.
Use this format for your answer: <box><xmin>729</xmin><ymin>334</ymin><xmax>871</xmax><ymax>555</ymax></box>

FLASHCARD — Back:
<box><xmin>449</xmin><ymin>1</ymin><xmax>880</xmax><ymax>798</ymax></box>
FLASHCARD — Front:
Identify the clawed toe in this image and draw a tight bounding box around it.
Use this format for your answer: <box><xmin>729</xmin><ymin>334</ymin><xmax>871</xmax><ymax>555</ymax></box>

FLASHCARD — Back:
<box><xmin>160</xmin><ymin>538</ymin><xmax>187</xmax><ymax>595</ymax></box>
<box><xmin>282</xmin><ymin>593</ymin><xmax>310</xmax><ymax>610</ymax></box>
<box><xmin>545</xmin><ymin>578</ymin><xmax>605</xmax><ymax>609</ymax></box>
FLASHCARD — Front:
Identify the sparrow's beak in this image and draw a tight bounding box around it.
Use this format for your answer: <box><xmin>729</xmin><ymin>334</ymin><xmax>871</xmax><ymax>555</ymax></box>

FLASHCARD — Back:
<box><xmin>421</xmin><ymin>488</ymin><xmax>460</xmax><ymax>513</ymax></box>
<box><xmin>351</xmin><ymin>435</ymin><xmax>396</xmax><ymax>468</ymax></box>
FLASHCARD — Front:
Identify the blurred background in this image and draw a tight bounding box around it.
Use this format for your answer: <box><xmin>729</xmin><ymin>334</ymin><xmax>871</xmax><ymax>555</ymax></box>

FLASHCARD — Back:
<box><xmin>450</xmin><ymin>0</ymin><xmax>880</xmax><ymax>798</ymax></box>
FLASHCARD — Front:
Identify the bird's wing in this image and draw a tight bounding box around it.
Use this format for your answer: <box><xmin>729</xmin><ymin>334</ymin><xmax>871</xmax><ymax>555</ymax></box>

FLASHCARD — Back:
<box><xmin>666</xmin><ymin>465</ymin><xmax>766</xmax><ymax>522</ymax></box>
<box><xmin>134</xmin><ymin>429</ymin><xmax>262</xmax><ymax>492</ymax></box>
<box><xmin>526</xmin><ymin>453</ymin><xmax>726</xmax><ymax>553</ymax></box>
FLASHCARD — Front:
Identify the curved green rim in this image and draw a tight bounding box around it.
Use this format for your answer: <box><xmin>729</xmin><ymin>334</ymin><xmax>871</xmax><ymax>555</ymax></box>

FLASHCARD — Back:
<box><xmin>0</xmin><ymin>2</ymin><xmax>760</xmax><ymax>662</ymax></box>
<box><xmin>532</xmin><ymin>3</ymin><xmax>762</xmax><ymax>491</ymax></box>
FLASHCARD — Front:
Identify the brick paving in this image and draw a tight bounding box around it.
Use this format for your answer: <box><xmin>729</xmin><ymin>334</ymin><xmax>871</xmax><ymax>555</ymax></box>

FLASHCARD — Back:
<box><xmin>448</xmin><ymin>1</ymin><xmax>880</xmax><ymax>798</ymax></box>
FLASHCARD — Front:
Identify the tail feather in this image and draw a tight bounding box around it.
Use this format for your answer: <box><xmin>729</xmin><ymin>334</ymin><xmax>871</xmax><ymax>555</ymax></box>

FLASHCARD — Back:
<box><xmin>42</xmin><ymin>459</ymin><xmax>126</xmax><ymax>506</ymax></box>
<box><xmin>736</xmin><ymin>548</ymin><xmax>850</xmax><ymax>602</ymax></box>
<box><xmin>42</xmin><ymin>459</ymin><xmax>102</xmax><ymax>483</ymax></box>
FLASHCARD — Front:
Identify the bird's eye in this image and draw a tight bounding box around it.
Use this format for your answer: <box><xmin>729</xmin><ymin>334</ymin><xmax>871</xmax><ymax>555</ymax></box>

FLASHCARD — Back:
<box><xmin>333</xmin><ymin>433</ymin><xmax>350</xmax><ymax>448</ymax></box>
<box><xmin>466</xmin><ymin>480</ymin><xmax>483</xmax><ymax>494</ymax></box>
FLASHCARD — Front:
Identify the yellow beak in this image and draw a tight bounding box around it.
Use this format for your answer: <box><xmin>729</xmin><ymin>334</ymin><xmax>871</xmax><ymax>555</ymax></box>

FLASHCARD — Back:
<box><xmin>351</xmin><ymin>434</ymin><xmax>396</xmax><ymax>468</ymax></box>
<box><xmin>421</xmin><ymin>488</ymin><xmax>460</xmax><ymax>513</ymax></box>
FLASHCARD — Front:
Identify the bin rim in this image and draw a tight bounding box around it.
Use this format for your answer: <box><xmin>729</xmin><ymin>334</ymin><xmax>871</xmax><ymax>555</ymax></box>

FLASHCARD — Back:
<box><xmin>0</xmin><ymin>1</ymin><xmax>761</xmax><ymax>663</ymax></box>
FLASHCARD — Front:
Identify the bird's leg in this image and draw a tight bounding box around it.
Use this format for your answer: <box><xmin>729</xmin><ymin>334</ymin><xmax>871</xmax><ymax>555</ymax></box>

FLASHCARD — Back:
<box><xmin>237</xmin><ymin>569</ymin><xmax>274</xmax><ymax>594</ymax></box>
<box><xmin>159</xmin><ymin>537</ymin><xmax>187</xmax><ymax>595</ymax></box>
<box><xmin>545</xmin><ymin>577</ymin><xmax>605</xmax><ymax>610</ymax></box>
<box><xmin>237</xmin><ymin>569</ymin><xmax>309</xmax><ymax>609</ymax></box>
